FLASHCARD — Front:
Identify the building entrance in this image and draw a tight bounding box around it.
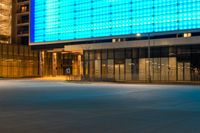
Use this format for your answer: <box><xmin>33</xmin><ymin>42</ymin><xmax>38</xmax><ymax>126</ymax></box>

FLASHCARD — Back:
<box><xmin>40</xmin><ymin>51</ymin><xmax>83</xmax><ymax>80</ymax></box>
<box><xmin>62</xmin><ymin>53</ymin><xmax>83</xmax><ymax>80</ymax></box>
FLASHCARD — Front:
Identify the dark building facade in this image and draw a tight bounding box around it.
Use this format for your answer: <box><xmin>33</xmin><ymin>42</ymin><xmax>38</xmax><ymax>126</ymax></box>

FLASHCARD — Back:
<box><xmin>12</xmin><ymin>0</ymin><xmax>29</xmax><ymax>45</ymax></box>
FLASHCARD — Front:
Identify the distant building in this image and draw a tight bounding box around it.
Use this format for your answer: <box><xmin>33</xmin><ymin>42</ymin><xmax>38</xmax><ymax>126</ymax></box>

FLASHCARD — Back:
<box><xmin>0</xmin><ymin>0</ymin><xmax>11</xmax><ymax>44</ymax></box>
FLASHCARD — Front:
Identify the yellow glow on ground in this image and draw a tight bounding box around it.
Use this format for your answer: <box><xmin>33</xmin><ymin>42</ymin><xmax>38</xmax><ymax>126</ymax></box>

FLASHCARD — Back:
<box><xmin>35</xmin><ymin>76</ymin><xmax>81</xmax><ymax>81</ymax></box>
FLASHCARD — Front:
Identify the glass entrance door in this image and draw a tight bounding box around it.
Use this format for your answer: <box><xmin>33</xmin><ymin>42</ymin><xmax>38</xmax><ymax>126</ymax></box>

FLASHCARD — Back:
<box><xmin>115</xmin><ymin>64</ymin><xmax>125</xmax><ymax>81</ymax></box>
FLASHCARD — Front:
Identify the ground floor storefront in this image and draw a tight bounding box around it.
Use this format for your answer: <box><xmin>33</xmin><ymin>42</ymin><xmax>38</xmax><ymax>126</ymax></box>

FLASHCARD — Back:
<box><xmin>40</xmin><ymin>44</ymin><xmax>200</xmax><ymax>82</ymax></box>
<box><xmin>83</xmin><ymin>45</ymin><xmax>200</xmax><ymax>82</ymax></box>
<box><xmin>1</xmin><ymin>40</ymin><xmax>199</xmax><ymax>82</ymax></box>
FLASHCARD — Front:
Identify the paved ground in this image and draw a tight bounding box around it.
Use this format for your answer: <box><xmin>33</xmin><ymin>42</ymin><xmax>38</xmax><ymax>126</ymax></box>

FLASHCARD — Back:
<box><xmin>0</xmin><ymin>80</ymin><xmax>200</xmax><ymax>133</ymax></box>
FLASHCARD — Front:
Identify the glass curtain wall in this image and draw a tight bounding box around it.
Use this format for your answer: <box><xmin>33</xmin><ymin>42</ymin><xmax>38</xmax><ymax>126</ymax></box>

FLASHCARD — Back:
<box><xmin>31</xmin><ymin>0</ymin><xmax>200</xmax><ymax>44</ymax></box>
<box><xmin>84</xmin><ymin>45</ymin><xmax>200</xmax><ymax>82</ymax></box>
<box><xmin>0</xmin><ymin>44</ymin><xmax>39</xmax><ymax>78</ymax></box>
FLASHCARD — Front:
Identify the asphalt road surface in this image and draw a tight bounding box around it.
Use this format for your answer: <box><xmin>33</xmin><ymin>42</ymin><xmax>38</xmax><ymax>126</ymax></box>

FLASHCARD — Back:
<box><xmin>0</xmin><ymin>80</ymin><xmax>200</xmax><ymax>133</ymax></box>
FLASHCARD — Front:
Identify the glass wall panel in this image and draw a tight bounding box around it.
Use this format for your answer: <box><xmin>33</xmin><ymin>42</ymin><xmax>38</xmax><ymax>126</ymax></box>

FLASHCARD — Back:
<box><xmin>108</xmin><ymin>49</ymin><xmax>114</xmax><ymax>59</ymax></box>
<box><xmin>84</xmin><ymin>61</ymin><xmax>89</xmax><ymax>78</ymax></box>
<box><xmin>125</xmin><ymin>49</ymin><xmax>132</xmax><ymax>59</ymax></box>
<box><xmin>102</xmin><ymin>60</ymin><xmax>107</xmax><ymax>80</ymax></box>
<box><xmin>184</xmin><ymin>62</ymin><xmax>191</xmax><ymax>81</ymax></box>
<box><xmin>149</xmin><ymin>58</ymin><xmax>154</xmax><ymax>81</ymax></box>
<box><xmin>132</xmin><ymin>49</ymin><xmax>139</xmax><ymax>59</ymax></box>
<box><xmin>95</xmin><ymin>50</ymin><xmax>101</xmax><ymax>60</ymax></box>
<box><xmin>89</xmin><ymin>60</ymin><xmax>94</xmax><ymax>79</ymax></box>
<box><xmin>151</xmin><ymin>47</ymin><xmax>160</xmax><ymax>58</ymax></box>
<box><xmin>132</xmin><ymin>59</ymin><xmax>139</xmax><ymax>80</ymax></box>
<box><xmin>102</xmin><ymin>50</ymin><xmax>107</xmax><ymax>60</ymax></box>
<box><xmin>161</xmin><ymin>47</ymin><xmax>169</xmax><ymax>57</ymax></box>
<box><xmin>169</xmin><ymin>47</ymin><xmax>176</xmax><ymax>57</ymax></box>
<box><xmin>115</xmin><ymin>49</ymin><xmax>125</xmax><ymax>59</ymax></box>
<box><xmin>161</xmin><ymin>58</ymin><xmax>169</xmax><ymax>81</ymax></box>
<box><xmin>126</xmin><ymin>59</ymin><xmax>132</xmax><ymax>80</ymax></box>
<box><xmin>115</xmin><ymin>64</ymin><xmax>125</xmax><ymax>81</ymax></box>
<box><xmin>178</xmin><ymin>62</ymin><xmax>184</xmax><ymax>81</ymax></box>
<box><xmin>95</xmin><ymin>60</ymin><xmax>101</xmax><ymax>79</ymax></box>
<box><xmin>107</xmin><ymin>59</ymin><xmax>114</xmax><ymax>80</ymax></box>
<box><xmin>145</xmin><ymin>59</ymin><xmax>150</xmax><ymax>81</ymax></box>
<box><xmin>139</xmin><ymin>48</ymin><xmax>147</xmax><ymax>58</ymax></box>
<box><xmin>84</xmin><ymin>51</ymin><xmax>89</xmax><ymax>61</ymax></box>
<box><xmin>115</xmin><ymin>64</ymin><xmax>120</xmax><ymax>81</ymax></box>
<box><xmin>3</xmin><ymin>61</ymin><xmax>7</xmax><ymax>77</ymax></box>
<box><xmin>120</xmin><ymin>64</ymin><xmax>125</xmax><ymax>81</ymax></box>
<box><xmin>89</xmin><ymin>51</ymin><xmax>94</xmax><ymax>60</ymax></box>
<box><xmin>191</xmin><ymin>45</ymin><xmax>200</xmax><ymax>81</ymax></box>
<box><xmin>139</xmin><ymin>58</ymin><xmax>146</xmax><ymax>81</ymax></box>
<box><xmin>153</xmin><ymin>58</ymin><xmax>161</xmax><ymax>81</ymax></box>
<box><xmin>169</xmin><ymin>57</ymin><xmax>177</xmax><ymax>81</ymax></box>
<box><xmin>7</xmin><ymin>61</ymin><xmax>12</xmax><ymax>77</ymax></box>
<box><xmin>3</xmin><ymin>45</ymin><xmax>8</xmax><ymax>55</ymax></box>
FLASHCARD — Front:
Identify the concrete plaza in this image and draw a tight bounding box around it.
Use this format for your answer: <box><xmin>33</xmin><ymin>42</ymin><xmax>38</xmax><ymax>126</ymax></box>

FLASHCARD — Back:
<box><xmin>0</xmin><ymin>80</ymin><xmax>200</xmax><ymax>133</ymax></box>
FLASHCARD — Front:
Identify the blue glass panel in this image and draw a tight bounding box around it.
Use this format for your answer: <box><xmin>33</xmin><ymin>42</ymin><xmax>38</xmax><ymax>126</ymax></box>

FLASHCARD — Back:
<box><xmin>30</xmin><ymin>0</ymin><xmax>200</xmax><ymax>44</ymax></box>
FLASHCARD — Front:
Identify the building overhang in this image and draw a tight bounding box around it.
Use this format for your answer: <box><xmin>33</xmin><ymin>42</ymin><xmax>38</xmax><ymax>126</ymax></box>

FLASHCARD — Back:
<box><xmin>64</xmin><ymin>36</ymin><xmax>200</xmax><ymax>52</ymax></box>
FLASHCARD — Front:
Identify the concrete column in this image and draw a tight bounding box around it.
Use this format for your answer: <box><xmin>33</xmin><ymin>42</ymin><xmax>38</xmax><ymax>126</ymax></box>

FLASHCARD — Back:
<box><xmin>78</xmin><ymin>54</ymin><xmax>83</xmax><ymax>76</ymax></box>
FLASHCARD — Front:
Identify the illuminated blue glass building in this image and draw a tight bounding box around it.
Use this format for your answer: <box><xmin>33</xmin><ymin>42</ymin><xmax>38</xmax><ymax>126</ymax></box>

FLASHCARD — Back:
<box><xmin>30</xmin><ymin>0</ymin><xmax>200</xmax><ymax>44</ymax></box>
<box><xmin>30</xmin><ymin>0</ymin><xmax>200</xmax><ymax>82</ymax></box>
